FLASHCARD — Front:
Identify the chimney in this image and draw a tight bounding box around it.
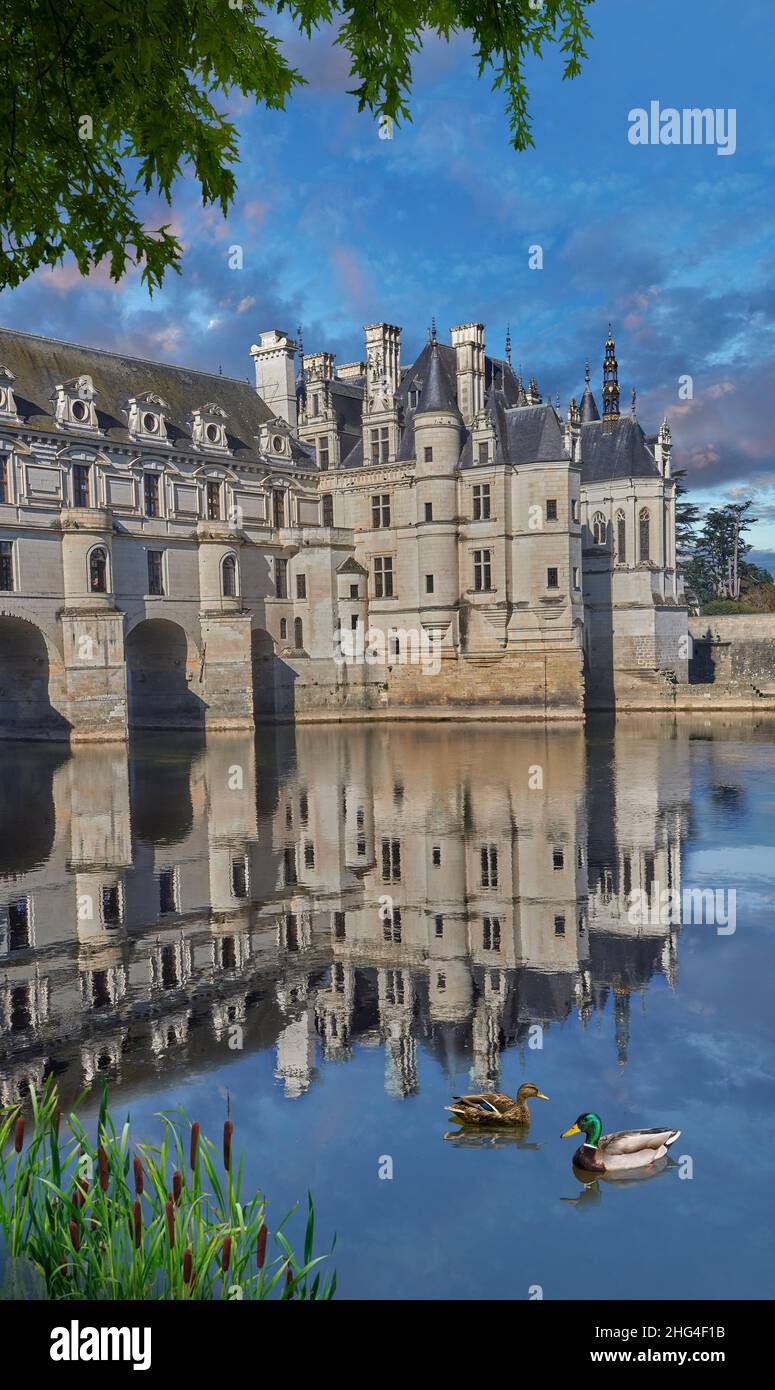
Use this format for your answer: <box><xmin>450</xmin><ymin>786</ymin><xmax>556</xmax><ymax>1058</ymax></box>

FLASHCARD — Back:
<box><xmin>364</xmin><ymin>323</ymin><xmax>401</xmax><ymax>397</ymax></box>
<box><xmin>250</xmin><ymin>330</ymin><xmax>298</xmax><ymax>428</ymax></box>
<box><xmin>450</xmin><ymin>323</ymin><xmax>484</xmax><ymax>425</ymax></box>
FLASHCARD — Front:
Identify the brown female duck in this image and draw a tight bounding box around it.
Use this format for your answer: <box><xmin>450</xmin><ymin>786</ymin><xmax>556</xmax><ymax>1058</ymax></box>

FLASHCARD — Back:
<box><xmin>445</xmin><ymin>1081</ymin><xmax>549</xmax><ymax>1126</ymax></box>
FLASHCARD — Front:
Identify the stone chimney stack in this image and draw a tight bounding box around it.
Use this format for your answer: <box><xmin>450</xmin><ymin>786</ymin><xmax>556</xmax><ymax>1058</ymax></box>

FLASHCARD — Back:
<box><xmin>450</xmin><ymin>323</ymin><xmax>484</xmax><ymax>425</ymax></box>
<box><xmin>364</xmin><ymin>323</ymin><xmax>401</xmax><ymax>399</ymax></box>
<box><xmin>250</xmin><ymin>330</ymin><xmax>298</xmax><ymax>428</ymax></box>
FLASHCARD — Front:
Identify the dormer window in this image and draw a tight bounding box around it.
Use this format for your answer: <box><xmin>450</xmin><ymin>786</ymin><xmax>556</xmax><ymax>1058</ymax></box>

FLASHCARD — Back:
<box><xmin>128</xmin><ymin>392</ymin><xmax>169</xmax><ymax>442</ymax></box>
<box><xmin>192</xmin><ymin>403</ymin><xmax>228</xmax><ymax>451</ymax></box>
<box><xmin>0</xmin><ymin>366</ymin><xmax>20</xmax><ymax>422</ymax></box>
<box><xmin>53</xmin><ymin>374</ymin><xmax>99</xmax><ymax>431</ymax></box>
<box><xmin>259</xmin><ymin>418</ymin><xmax>291</xmax><ymax>458</ymax></box>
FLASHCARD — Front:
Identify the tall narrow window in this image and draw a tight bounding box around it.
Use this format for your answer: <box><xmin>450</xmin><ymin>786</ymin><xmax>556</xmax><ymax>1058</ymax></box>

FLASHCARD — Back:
<box><xmin>73</xmin><ymin>464</ymin><xmax>90</xmax><ymax>508</ymax></box>
<box><xmin>294</xmin><ymin>616</ymin><xmax>303</xmax><ymax>648</ymax></box>
<box><xmin>8</xmin><ymin>898</ymin><xmax>30</xmax><ymax>951</ymax></box>
<box><xmin>144</xmin><ymin>472</ymin><xmax>160</xmax><ymax>517</ymax></box>
<box><xmin>592</xmin><ymin>511</ymin><xmax>606</xmax><ymax>545</ymax></box>
<box><xmin>374</xmin><ymin>555</ymin><xmax>393</xmax><ymax>598</ymax></box>
<box><xmin>481</xmin><ymin>844</ymin><xmax>498</xmax><ymax>888</ymax></box>
<box><xmin>0</xmin><ymin>457</ymin><xmax>7</xmax><ymax>503</ymax></box>
<box><xmin>424</xmin><ymin>501</ymin><xmax>433</xmax><ymax>522</ymax></box>
<box><xmin>296</xmin><ymin>573</ymin><xmax>307</xmax><ymax>599</ymax></box>
<box><xmin>381</xmin><ymin>838</ymin><xmax>401</xmax><ymax>882</ymax></box>
<box><xmin>546</xmin><ymin>498</ymin><xmax>558</xmax><ymax>521</ymax></box>
<box><xmin>473</xmin><ymin>549</ymin><xmax>492</xmax><ymax>591</ymax></box>
<box><xmin>89</xmin><ymin>547</ymin><xmax>108</xmax><ymax>593</ymax></box>
<box><xmin>272</xmin><ymin>490</ymin><xmax>285</xmax><ymax>528</ymax></box>
<box><xmin>371</xmin><ymin>494</ymin><xmax>390</xmax><ymax>528</ymax></box>
<box><xmin>477</xmin><ymin>441</ymin><xmax>489</xmax><ymax>465</ymax></box>
<box><xmin>473</xmin><ymin>484</ymin><xmax>490</xmax><ymax>520</ymax></box>
<box><xmin>617</xmin><ymin>509</ymin><xmax>626</xmax><ymax>563</ymax></box>
<box><xmin>206</xmin><ymin>480</ymin><xmax>221</xmax><ymax>520</ymax></box>
<box><xmin>547</xmin><ymin>567</ymin><xmax>559</xmax><ymax>589</ymax></box>
<box><xmin>322</xmin><ymin>494</ymin><xmax>334</xmax><ymax>526</ymax></box>
<box><xmin>639</xmin><ymin>508</ymin><xmax>650</xmax><ymax>562</ymax></box>
<box><xmin>222</xmin><ymin>554</ymin><xmax>237</xmax><ymax>597</ymax></box>
<box><xmin>102</xmin><ymin>885</ymin><xmax>122</xmax><ymax>927</ymax></box>
<box><xmin>318</xmin><ymin>436</ymin><xmax>329</xmax><ymax>470</ymax></box>
<box><xmin>275</xmin><ymin>558</ymin><xmax>288</xmax><ymax>598</ymax></box>
<box><xmin>159</xmin><ymin>868</ymin><xmax>177</xmax><ymax>915</ymax></box>
<box><xmin>147</xmin><ymin>550</ymin><xmax>164</xmax><ymax>596</ymax></box>
<box><xmin>370</xmin><ymin>427</ymin><xmax>389</xmax><ymax>464</ymax></box>
<box><xmin>0</xmin><ymin>541</ymin><xmax>13</xmax><ymax>592</ymax></box>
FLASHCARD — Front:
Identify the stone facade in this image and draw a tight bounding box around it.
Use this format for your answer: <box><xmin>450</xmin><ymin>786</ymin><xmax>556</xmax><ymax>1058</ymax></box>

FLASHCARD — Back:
<box><xmin>0</xmin><ymin>322</ymin><xmax>685</xmax><ymax>738</ymax></box>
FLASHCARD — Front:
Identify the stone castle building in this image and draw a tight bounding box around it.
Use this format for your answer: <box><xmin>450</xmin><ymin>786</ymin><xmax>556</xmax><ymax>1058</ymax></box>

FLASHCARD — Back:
<box><xmin>0</xmin><ymin>320</ymin><xmax>686</xmax><ymax>740</ymax></box>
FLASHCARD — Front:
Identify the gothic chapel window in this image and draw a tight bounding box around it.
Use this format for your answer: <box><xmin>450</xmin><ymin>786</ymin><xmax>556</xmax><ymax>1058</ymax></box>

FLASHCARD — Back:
<box><xmin>639</xmin><ymin>508</ymin><xmax>650</xmax><ymax>562</ymax></box>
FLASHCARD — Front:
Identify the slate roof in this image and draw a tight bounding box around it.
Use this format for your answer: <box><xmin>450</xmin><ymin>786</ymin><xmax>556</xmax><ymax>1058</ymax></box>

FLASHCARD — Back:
<box><xmin>579</xmin><ymin>381</ymin><xmax>600</xmax><ymax>422</ymax></box>
<box><xmin>0</xmin><ymin>327</ymin><xmax>314</xmax><ymax>467</ymax></box>
<box><xmin>580</xmin><ymin>416</ymin><xmax>660</xmax><ymax>484</ymax></box>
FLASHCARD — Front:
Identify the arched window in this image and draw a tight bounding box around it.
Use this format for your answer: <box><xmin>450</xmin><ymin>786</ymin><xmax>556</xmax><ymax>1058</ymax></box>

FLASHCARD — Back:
<box><xmin>639</xmin><ymin>508</ymin><xmax>650</xmax><ymax>562</ymax></box>
<box><xmin>592</xmin><ymin>511</ymin><xmax>607</xmax><ymax>546</ymax></box>
<box><xmin>616</xmin><ymin>510</ymin><xmax>626</xmax><ymax>564</ymax></box>
<box><xmin>294</xmin><ymin>616</ymin><xmax>303</xmax><ymax>649</ymax></box>
<box><xmin>222</xmin><ymin>554</ymin><xmax>237</xmax><ymax>597</ymax></box>
<box><xmin>89</xmin><ymin>546</ymin><xmax>108</xmax><ymax>593</ymax></box>
<box><xmin>322</xmin><ymin>494</ymin><xmax>334</xmax><ymax>527</ymax></box>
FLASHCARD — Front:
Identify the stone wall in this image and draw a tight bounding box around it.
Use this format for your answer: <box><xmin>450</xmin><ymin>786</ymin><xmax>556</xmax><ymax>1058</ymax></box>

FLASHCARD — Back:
<box><xmin>689</xmin><ymin>614</ymin><xmax>775</xmax><ymax>692</ymax></box>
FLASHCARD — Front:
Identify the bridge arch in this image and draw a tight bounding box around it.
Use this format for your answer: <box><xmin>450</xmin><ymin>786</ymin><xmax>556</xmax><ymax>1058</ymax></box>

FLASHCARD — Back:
<box><xmin>125</xmin><ymin>618</ymin><xmax>205</xmax><ymax>730</ymax></box>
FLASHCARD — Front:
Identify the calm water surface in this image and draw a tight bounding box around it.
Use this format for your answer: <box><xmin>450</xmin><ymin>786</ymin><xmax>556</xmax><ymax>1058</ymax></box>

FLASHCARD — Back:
<box><xmin>1</xmin><ymin>717</ymin><xmax>774</xmax><ymax>1300</ymax></box>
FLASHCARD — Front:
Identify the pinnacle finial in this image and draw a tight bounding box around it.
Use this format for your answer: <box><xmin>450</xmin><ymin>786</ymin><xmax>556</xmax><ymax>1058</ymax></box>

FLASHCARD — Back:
<box><xmin>585</xmin><ymin>360</ymin><xmax>590</xmax><ymax>386</ymax></box>
<box><xmin>505</xmin><ymin>323</ymin><xmax>511</xmax><ymax>366</ymax></box>
<box><xmin>631</xmin><ymin>386</ymin><xmax>637</xmax><ymax>415</ymax></box>
<box><xmin>429</xmin><ymin>315</ymin><xmax>437</xmax><ymax>343</ymax></box>
<box><xmin>297</xmin><ymin>324</ymin><xmax>304</xmax><ymax>358</ymax></box>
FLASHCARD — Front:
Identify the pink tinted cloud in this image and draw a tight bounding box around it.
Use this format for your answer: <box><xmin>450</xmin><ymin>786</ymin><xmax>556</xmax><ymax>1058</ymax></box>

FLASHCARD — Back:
<box><xmin>329</xmin><ymin>243</ymin><xmax>374</xmax><ymax>314</ymax></box>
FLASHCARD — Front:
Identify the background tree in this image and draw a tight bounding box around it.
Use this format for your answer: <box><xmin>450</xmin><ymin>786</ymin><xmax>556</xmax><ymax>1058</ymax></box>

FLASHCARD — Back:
<box><xmin>672</xmin><ymin>467</ymin><xmax>703</xmax><ymax>557</ymax></box>
<box><xmin>683</xmin><ymin>501</ymin><xmax>766</xmax><ymax>608</ymax></box>
<box><xmin>0</xmin><ymin>1</ymin><xmax>594</xmax><ymax>291</ymax></box>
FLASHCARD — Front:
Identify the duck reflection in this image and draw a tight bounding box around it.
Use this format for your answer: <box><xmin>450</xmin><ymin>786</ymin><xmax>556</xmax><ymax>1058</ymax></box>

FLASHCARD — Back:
<box><xmin>0</xmin><ymin>720</ymin><xmax>697</xmax><ymax>1108</ymax></box>
<box><xmin>444</xmin><ymin>1128</ymin><xmax>540</xmax><ymax>1151</ymax></box>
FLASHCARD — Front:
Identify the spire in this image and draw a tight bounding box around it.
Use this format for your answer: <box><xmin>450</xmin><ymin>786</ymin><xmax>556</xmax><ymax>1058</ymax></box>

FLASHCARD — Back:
<box><xmin>505</xmin><ymin>324</ymin><xmax>511</xmax><ymax>367</ymax></box>
<box><xmin>295</xmin><ymin>323</ymin><xmax>306</xmax><ymax>407</ymax></box>
<box><xmin>428</xmin><ymin>315</ymin><xmax>437</xmax><ymax>343</ymax></box>
<box><xmin>579</xmin><ymin>358</ymin><xmax>600</xmax><ymax>422</ymax></box>
<box><xmin>602</xmin><ymin>323</ymin><xmax>620</xmax><ymax>432</ymax></box>
<box><xmin>416</xmin><ymin>339</ymin><xmax>461</xmax><ymax>416</ymax></box>
<box><xmin>631</xmin><ymin>386</ymin><xmax>637</xmax><ymax>416</ymax></box>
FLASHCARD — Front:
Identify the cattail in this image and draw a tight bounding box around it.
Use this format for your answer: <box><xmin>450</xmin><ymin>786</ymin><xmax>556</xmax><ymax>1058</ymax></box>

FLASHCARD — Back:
<box><xmin>72</xmin><ymin>1185</ymin><xmax>83</xmax><ymax>1212</ymax></box>
<box><xmin>133</xmin><ymin>1199</ymin><xmax>142</xmax><ymax>1250</ymax></box>
<box><xmin>221</xmin><ymin>1235</ymin><xmax>232</xmax><ymax>1273</ymax></box>
<box><xmin>190</xmin><ymin>1121</ymin><xmax>200</xmax><ymax>1172</ymax></box>
<box><xmin>133</xmin><ymin>1156</ymin><xmax>144</xmax><ymax>1196</ymax></box>
<box><xmin>182</xmin><ymin>1248</ymin><xmax>193</xmax><ymax>1285</ymax></box>
<box><xmin>165</xmin><ymin>1199</ymin><xmax>175</xmax><ymax>1249</ymax></box>
<box><xmin>256</xmin><ymin>1224</ymin><xmax>267</xmax><ymax>1269</ymax></box>
<box><xmin>69</xmin><ymin>1218</ymin><xmax>80</xmax><ymax>1252</ymax></box>
<box><xmin>285</xmin><ymin>1264</ymin><xmax>294</xmax><ymax>1299</ymax></box>
<box><xmin>22</xmin><ymin>1174</ymin><xmax>30</xmax><ymax>1197</ymax></box>
<box><xmin>54</xmin><ymin>1106</ymin><xmax>62</xmax><ymax>1138</ymax></box>
<box><xmin>173</xmin><ymin>1169</ymin><xmax>182</xmax><ymax>1205</ymax></box>
<box><xmin>14</xmin><ymin>1114</ymin><xmax>23</xmax><ymax>1153</ymax></box>
<box><xmin>97</xmin><ymin>1144</ymin><xmax>109</xmax><ymax>1192</ymax></box>
<box><xmin>223</xmin><ymin>1119</ymin><xmax>233</xmax><ymax>1173</ymax></box>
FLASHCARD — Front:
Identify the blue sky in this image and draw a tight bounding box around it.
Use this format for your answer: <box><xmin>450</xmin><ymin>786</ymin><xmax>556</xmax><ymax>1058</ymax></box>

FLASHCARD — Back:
<box><xmin>2</xmin><ymin>0</ymin><xmax>774</xmax><ymax>561</ymax></box>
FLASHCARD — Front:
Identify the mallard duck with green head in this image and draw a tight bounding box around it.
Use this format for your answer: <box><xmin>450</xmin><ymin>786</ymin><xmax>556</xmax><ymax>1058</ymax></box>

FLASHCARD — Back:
<box><xmin>561</xmin><ymin>1112</ymin><xmax>681</xmax><ymax>1174</ymax></box>
<box><xmin>445</xmin><ymin>1082</ymin><xmax>549</xmax><ymax>1127</ymax></box>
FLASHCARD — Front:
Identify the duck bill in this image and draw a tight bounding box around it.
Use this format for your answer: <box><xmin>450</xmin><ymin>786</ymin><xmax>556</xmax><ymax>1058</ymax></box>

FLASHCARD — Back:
<box><xmin>561</xmin><ymin>1123</ymin><xmax>581</xmax><ymax>1139</ymax></box>
<box><xmin>535</xmin><ymin>1092</ymin><xmax>550</xmax><ymax>1101</ymax></box>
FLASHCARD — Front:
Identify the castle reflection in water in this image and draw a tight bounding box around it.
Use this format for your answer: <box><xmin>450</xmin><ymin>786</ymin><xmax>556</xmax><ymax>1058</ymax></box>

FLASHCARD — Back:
<box><xmin>0</xmin><ymin>723</ymin><xmax>691</xmax><ymax>1108</ymax></box>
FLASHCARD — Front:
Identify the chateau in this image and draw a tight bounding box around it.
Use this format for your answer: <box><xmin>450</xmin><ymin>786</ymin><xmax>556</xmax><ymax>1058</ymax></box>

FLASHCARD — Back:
<box><xmin>0</xmin><ymin>320</ymin><xmax>687</xmax><ymax>740</ymax></box>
